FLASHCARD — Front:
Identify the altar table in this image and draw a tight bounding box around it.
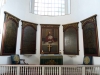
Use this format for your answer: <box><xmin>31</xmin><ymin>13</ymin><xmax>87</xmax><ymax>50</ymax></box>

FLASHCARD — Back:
<box><xmin>40</xmin><ymin>55</ymin><xmax>63</xmax><ymax>65</ymax></box>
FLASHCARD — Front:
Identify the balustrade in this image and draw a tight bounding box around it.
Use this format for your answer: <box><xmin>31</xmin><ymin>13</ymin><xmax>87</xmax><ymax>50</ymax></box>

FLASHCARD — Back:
<box><xmin>0</xmin><ymin>65</ymin><xmax>100</xmax><ymax>75</ymax></box>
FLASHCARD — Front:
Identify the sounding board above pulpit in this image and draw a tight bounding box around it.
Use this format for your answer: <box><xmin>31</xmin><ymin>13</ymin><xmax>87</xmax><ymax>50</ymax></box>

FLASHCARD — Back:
<box><xmin>40</xmin><ymin>55</ymin><xmax>63</xmax><ymax>65</ymax></box>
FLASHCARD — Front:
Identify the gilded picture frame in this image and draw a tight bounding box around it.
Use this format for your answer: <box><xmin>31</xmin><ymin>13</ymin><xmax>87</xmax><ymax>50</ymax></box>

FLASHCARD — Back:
<box><xmin>40</xmin><ymin>24</ymin><xmax>60</xmax><ymax>54</ymax></box>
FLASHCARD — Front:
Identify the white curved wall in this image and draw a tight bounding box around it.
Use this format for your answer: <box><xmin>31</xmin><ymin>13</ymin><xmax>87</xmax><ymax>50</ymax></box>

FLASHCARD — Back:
<box><xmin>0</xmin><ymin>0</ymin><xmax>100</xmax><ymax>65</ymax></box>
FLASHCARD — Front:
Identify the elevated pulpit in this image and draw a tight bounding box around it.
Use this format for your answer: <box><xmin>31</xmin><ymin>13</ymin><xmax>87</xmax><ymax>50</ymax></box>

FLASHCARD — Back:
<box><xmin>40</xmin><ymin>55</ymin><xmax>63</xmax><ymax>65</ymax></box>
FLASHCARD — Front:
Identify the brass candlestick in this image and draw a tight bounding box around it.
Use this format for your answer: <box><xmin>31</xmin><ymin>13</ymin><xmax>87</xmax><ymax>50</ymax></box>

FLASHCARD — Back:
<box><xmin>41</xmin><ymin>50</ymin><xmax>44</xmax><ymax>54</ymax></box>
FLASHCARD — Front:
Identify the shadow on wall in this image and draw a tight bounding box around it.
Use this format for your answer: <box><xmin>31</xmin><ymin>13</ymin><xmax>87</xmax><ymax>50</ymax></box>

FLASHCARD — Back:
<box><xmin>7</xmin><ymin>56</ymin><xmax>11</xmax><ymax>64</ymax></box>
<box><xmin>63</xmin><ymin>59</ymin><xmax>73</xmax><ymax>65</ymax></box>
<box><xmin>20</xmin><ymin>55</ymin><xmax>40</xmax><ymax>65</ymax></box>
<box><xmin>98</xmin><ymin>50</ymin><xmax>100</xmax><ymax>57</ymax></box>
<box><xmin>0</xmin><ymin>56</ymin><xmax>11</xmax><ymax>64</ymax></box>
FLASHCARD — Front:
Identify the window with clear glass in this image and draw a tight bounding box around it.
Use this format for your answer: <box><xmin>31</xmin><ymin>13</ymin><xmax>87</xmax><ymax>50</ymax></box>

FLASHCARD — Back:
<box><xmin>30</xmin><ymin>0</ymin><xmax>70</xmax><ymax>16</ymax></box>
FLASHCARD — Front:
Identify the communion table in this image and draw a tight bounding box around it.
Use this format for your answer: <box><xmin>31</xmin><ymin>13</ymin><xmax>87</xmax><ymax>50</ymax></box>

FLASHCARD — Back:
<box><xmin>40</xmin><ymin>54</ymin><xmax>63</xmax><ymax>65</ymax></box>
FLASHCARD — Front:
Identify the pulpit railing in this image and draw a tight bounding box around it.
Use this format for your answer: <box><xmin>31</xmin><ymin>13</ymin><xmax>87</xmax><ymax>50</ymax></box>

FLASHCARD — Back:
<box><xmin>0</xmin><ymin>65</ymin><xmax>100</xmax><ymax>75</ymax></box>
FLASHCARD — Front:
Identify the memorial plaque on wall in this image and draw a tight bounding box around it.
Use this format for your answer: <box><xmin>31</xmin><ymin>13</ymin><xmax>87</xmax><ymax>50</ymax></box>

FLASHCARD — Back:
<box><xmin>1</xmin><ymin>11</ymin><xmax>20</xmax><ymax>55</ymax></box>
<box><xmin>63</xmin><ymin>22</ymin><xmax>79</xmax><ymax>55</ymax></box>
<box><xmin>81</xmin><ymin>15</ymin><xmax>99</xmax><ymax>56</ymax></box>
<box><xmin>40</xmin><ymin>24</ymin><xmax>59</xmax><ymax>54</ymax></box>
<box><xmin>20</xmin><ymin>21</ymin><xmax>37</xmax><ymax>54</ymax></box>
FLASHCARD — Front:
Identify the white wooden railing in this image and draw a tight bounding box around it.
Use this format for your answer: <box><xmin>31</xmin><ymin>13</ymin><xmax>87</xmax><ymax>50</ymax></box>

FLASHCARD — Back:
<box><xmin>0</xmin><ymin>65</ymin><xmax>100</xmax><ymax>75</ymax></box>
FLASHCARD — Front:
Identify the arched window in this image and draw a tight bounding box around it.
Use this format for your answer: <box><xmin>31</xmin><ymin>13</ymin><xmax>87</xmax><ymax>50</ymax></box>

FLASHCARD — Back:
<box><xmin>30</xmin><ymin>0</ymin><xmax>70</xmax><ymax>16</ymax></box>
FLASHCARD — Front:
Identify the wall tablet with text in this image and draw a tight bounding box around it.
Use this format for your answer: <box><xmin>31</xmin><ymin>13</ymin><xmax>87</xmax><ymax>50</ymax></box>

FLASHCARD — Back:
<box><xmin>1</xmin><ymin>11</ymin><xmax>20</xmax><ymax>55</ymax></box>
<box><xmin>20</xmin><ymin>21</ymin><xmax>37</xmax><ymax>54</ymax></box>
<box><xmin>63</xmin><ymin>22</ymin><xmax>79</xmax><ymax>55</ymax></box>
<box><xmin>81</xmin><ymin>15</ymin><xmax>99</xmax><ymax>56</ymax></box>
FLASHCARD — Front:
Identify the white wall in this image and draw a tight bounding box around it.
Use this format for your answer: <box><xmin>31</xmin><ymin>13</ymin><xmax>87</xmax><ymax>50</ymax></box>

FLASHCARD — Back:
<box><xmin>0</xmin><ymin>0</ymin><xmax>100</xmax><ymax>65</ymax></box>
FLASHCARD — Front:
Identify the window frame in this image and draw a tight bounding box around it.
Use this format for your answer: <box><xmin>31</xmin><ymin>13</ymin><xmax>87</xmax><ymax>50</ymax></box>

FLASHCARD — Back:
<box><xmin>30</xmin><ymin>0</ymin><xmax>71</xmax><ymax>16</ymax></box>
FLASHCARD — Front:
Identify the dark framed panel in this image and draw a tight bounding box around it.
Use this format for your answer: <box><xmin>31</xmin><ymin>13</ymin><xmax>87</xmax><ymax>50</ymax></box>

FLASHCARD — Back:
<box><xmin>40</xmin><ymin>24</ymin><xmax>60</xmax><ymax>54</ymax></box>
<box><xmin>63</xmin><ymin>22</ymin><xmax>79</xmax><ymax>55</ymax></box>
<box><xmin>81</xmin><ymin>15</ymin><xmax>99</xmax><ymax>56</ymax></box>
<box><xmin>1</xmin><ymin>11</ymin><xmax>20</xmax><ymax>55</ymax></box>
<box><xmin>20</xmin><ymin>21</ymin><xmax>37</xmax><ymax>54</ymax></box>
